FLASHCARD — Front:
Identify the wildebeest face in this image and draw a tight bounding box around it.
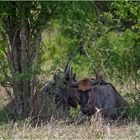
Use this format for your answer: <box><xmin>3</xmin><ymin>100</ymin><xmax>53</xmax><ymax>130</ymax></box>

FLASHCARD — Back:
<box><xmin>68</xmin><ymin>87</ymin><xmax>80</xmax><ymax>108</ymax></box>
<box><xmin>80</xmin><ymin>90</ymin><xmax>90</xmax><ymax>115</ymax></box>
<box><xmin>72</xmin><ymin>71</ymin><xmax>102</xmax><ymax>115</ymax></box>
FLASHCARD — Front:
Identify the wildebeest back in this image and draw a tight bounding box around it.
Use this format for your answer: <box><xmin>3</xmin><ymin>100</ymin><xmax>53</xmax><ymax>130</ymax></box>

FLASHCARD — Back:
<box><xmin>88</xmin><ymin>85</ymin><xmax>127</xmax><ymax>118</ymax></box>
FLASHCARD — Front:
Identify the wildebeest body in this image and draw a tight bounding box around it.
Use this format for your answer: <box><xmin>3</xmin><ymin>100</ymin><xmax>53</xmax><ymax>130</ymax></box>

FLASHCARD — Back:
<box><xmin>53</xmin><ymin>60</ymin><xmax>80</xmax><ymax>109</ymax></box>
<box><xmin>76</xmin><ymin>75</ymin><xmax>128</xmax><ymax>119</ymax></box>
<box><xmin>80</xmin><ymin>83</ymin><xmax>128</xmax><ymax>119</ymax></box>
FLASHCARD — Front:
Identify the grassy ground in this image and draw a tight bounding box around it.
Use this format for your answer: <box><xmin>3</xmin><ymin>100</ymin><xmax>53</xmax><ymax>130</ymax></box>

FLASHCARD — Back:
<box><xmin>0</xmin><ymin>118</ymin><xmax>140</xmax><ymax>139</ymax></box>
<box><xmin>0</xmin><ymin>87</ymin><xmax>140</xmax><ymax>139</ymax></box>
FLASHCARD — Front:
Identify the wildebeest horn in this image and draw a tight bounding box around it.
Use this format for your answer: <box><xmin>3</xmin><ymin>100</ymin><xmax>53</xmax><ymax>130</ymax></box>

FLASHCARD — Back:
<box><xmin>64</xmin><ymin>59</ymin><xmax>71</xmax><ymax>75</ymax></box>
<box><xmin>91</xmin><ymin>69</ymin><xmax>102</xmax><ymax>85</ymax></box>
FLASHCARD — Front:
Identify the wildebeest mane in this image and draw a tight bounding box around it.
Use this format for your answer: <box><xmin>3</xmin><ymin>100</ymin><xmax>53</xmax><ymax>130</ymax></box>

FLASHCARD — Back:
<box><xmin>100</xmin><ymin>80</ymin><xmax>124</xmax><ymax>98</ymax></box>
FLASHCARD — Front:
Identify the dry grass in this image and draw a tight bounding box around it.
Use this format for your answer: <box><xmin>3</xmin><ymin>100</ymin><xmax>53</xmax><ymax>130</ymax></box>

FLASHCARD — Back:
<box><xmin>0</xmin><ymin>117</ymin><xmax>140</xmax><ymax>139</ymax></box>
<box><xmin>0</xmin><ymin>86</ymin><xmax>140</xmax><ymax>139</ymax></box>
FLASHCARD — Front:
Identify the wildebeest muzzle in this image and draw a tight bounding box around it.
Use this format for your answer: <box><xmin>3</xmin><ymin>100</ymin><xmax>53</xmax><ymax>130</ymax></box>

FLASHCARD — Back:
<box><xmin>80</xmin><ymin>90</ymin><xmax>91</xmax><ymax>115</ymax></box>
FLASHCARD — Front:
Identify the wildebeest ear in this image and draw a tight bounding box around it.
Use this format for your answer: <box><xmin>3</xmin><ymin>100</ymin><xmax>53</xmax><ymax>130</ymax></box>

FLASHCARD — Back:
<box><xmin>71</xmin><ymin>81</ymin><xmax>78</xmax><ymax>88</ymax></box>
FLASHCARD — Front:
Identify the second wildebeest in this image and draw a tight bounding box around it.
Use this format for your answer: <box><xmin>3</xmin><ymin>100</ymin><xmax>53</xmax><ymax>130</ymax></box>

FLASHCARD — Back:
<box><xmin>72</xmin><ymin>71</ymin><xmax>128</xmax><ymax>119</ymax></box>
<box><xmin>45</xmin><ymin>60</ymin><xmax>80</xmax><ymax>110</ymax></box>
<box><xmin>88</xmin><ymin>84</ymin><xmax>128</xmax><ymax>119</ymax></box>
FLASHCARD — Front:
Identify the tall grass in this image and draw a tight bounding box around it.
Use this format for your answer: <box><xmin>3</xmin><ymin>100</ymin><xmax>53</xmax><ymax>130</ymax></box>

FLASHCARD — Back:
<box><xmin>0</xmin><ymin>85</ymin><xmax>140</xmax><ymax>139</ymax></box>
<box><xmin>0</xmin><ymin>114</ymin><xmax>140</xmax><ymax>139</ymax></box>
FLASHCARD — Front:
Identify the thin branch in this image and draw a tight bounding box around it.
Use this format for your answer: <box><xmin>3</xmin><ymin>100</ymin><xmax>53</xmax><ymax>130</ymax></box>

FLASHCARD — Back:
<box><xmin>12</xmin><ymin>29</ymin><xmax>18</xmax><ymax>48</ymax></box>
<box><xmin>105</xmin><ymin>26</ymin><xmax>126</xmax><ymax>34</ymax></box>
<box><xmin>93</xmin><ymin>1</ymin><xmax>100</xmax><ymax>20</ymax></box>
<box><xmin>30</xmin><ymin>29</ymin><xmax>42</xmax><ymax>61</ymax></box>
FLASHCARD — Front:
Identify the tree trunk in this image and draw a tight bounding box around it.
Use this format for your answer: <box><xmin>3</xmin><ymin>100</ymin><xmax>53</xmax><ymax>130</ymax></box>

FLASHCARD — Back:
<box><xmin>3</xmin><ymin>11</ymin><xmax>43</xmax><ymax>118</ymax></box>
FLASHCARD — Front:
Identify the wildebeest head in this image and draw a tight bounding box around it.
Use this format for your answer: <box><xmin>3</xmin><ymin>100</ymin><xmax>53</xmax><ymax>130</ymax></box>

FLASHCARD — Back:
<box><xmin>44</xmin><ymin>60</ymin><xmax>79</xmax><ymax>109</ymax></box>
<box><xmin>71</xmin><ymin>70</ymin><xmax>102</xmax><ymax>114</ymax></box>
<box><xmin>63</xmin><ymin>60</ymin><xmax>80</xmax><ymax>108</ymax></box>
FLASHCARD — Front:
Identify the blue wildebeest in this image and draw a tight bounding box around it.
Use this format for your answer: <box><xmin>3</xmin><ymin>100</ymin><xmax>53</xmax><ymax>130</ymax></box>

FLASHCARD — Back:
<box><xmin>45</xmin><ymin>61</ymin><xmax>80</xmax><ymax>109</ymax></box>
<box><xmin>72</xmin><ymin>71</ymin><xmax>128</xmax><ymax>119</ymax></box>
